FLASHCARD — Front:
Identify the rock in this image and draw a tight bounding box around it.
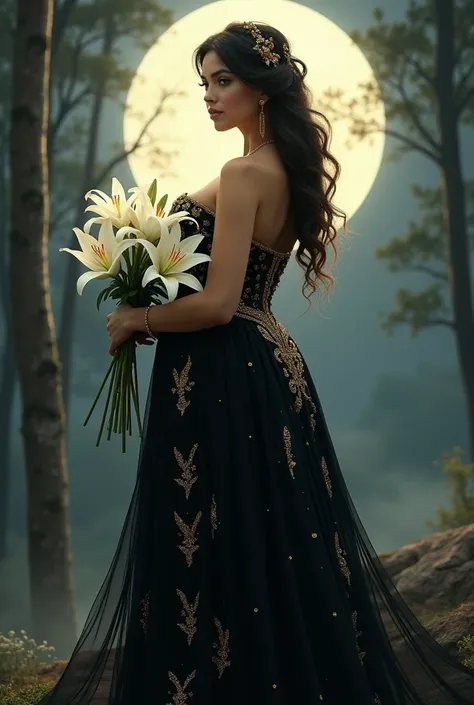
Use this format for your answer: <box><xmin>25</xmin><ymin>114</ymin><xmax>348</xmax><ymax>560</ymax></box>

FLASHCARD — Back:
<box><xmin>389</xmin><ymin>602</ymin><xmax>474</xmax><ymax>705</ymax></box>
<box><xmin>379</xmin><ymin>524</ymin><xmax>474</xmax><ymax>612</ymax></box>
<box><xmin>38</xmin><ymin>525</ymin><xmax>474</xmax><ymax>704</ymax></box>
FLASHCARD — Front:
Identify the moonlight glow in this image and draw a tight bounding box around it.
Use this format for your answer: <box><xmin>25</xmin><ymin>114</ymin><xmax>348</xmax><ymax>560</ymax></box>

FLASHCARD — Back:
<box><xmin>124</xmin><ymin>0</ymin><xmax>385</xmax><ymax>222</ymax></box>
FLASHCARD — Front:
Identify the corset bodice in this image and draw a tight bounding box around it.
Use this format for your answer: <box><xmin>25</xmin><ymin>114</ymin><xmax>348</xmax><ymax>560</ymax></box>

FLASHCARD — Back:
<box><xmin>169</xmin><ymin>193</ymin><xmax>291</xmax><ymax>313</ymax></box>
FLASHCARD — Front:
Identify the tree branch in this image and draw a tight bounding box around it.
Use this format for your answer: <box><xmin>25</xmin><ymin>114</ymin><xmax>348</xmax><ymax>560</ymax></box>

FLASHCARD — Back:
<box><xmin>63</xmin><ymin>29</ymin><xmax>88</xmax><ymax>110</ymax></box>
<box><xmin>457</xmin><ymin>86</ymin><xmax>474</xmax><ymax>116</ymax></box>
<box><xmin>398</xmin><ymin>58</ymin><xmax>441</xmax><ymax>155</ymax></box>
<box><xmin>455</xmin><ymin>60</ymin><xmax>474</xmax><ymax>116</ymax></box>
<box><xmin>52</xmin><ymin>0</ymin><xmax>78</xmax><ymax>63</ymax></box>
<box><xmin>410</xmin><ymin>264</ymin><xmax>449</xmax><ymax>281</ymax></box>
<box><xmin>424</xmin><ymin>318</ymin><xmax>455</xmax><ymax>329</ymax></box>
<box><xmin>50</xmin><ymin>29</ymin><xmax>91</xmax><ymax>145</ymax></box>
<box><xmin>93</xmin><ymin>90</ymin><xmax>175</xmax><ymax>185</ymax></box>
<box><xmin>405</xmin><ymin>55</ymin><xmax>436</xmax><ymax>88</ymax></box>
<box><xmin>50</xmin><ymin>84</ymin><xmax>91</xmax><ymax>146</ymax></box>
<box><xmin>365</xmin><ymin>126</ymin><xmax>442</xmax><ymax>164</ymax></box>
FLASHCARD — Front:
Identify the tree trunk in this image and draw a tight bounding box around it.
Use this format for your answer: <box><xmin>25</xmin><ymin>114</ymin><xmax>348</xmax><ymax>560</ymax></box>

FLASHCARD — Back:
<box><xmin>0</xmin><ymin>131</ymin><xmax>15</xmax><ymax>563</ymax></box>
<box><xmin>10</xmin><ymin>0</ymin><xmax>76</xmax><ymax>654</ymax></box>
<box><xmin>0</xmin><ymin>318</ymin><xmax>15</xmax><ymax>563</ymax></box>
<box><xmin>434</xmin><ymin>0</ymin><xmax>474</xmax><ymax>462</ymax></box>
<box><xmin>58</xmin><ymin>6</ymin><xmax>115</xmax><ymax>413</ymax></box>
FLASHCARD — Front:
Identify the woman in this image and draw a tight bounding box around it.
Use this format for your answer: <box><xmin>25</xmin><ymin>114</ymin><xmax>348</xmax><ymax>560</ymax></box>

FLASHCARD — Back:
<box><xmin>41</xmin><ymin>21</ymin><xmax>474</xmax><ymax>705</ymax></box>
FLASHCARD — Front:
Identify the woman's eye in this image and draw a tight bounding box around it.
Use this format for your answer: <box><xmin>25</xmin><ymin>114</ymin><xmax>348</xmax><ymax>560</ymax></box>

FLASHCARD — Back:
<box><xmin>198</xmin><ymin>79</ymin><xmax>230</xmax><ymax>88</ymax></box>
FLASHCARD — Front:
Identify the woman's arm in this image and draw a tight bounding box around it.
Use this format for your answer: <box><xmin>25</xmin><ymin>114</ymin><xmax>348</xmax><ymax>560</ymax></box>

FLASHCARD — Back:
<box><xmin>130</xmin><ymin>158</ymin><xmax>261</xmax><ymax>335</ymax></box>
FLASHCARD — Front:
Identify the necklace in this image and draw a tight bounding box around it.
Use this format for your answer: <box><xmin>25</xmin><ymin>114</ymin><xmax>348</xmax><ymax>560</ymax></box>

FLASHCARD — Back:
<box><xmin>245</xmin><ymin>139</ymin><xmax>275</xmax><ymax>157</ymax></box>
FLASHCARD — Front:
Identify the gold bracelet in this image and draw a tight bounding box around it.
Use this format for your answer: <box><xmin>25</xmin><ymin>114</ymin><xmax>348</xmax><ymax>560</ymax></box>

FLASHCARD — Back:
<box><xmin>144</xmin><ymin>304</ymin><xmax>157</xmax><ymax>340</ymax></box>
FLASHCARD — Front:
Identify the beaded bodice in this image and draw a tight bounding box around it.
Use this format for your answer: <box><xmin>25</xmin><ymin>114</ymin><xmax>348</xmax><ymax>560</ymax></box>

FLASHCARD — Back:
<box><xmin>169</xmin><ymin>193</ymin><xmax>291</xmax><ymax>313</ymax></box>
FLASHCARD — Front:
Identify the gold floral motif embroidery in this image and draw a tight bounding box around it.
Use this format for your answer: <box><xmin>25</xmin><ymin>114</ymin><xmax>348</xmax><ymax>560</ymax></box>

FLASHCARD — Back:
<box><xmin>235</xmin><ymin>259</ymin><xmax>316</xmax><ymax>418</ymax></box>
<box><xmin>283</xmin><ymin>426</ymin><xmax>296</xmax><ymax>479</ymax></box>
<box><xmin>322</xmin><ymin>457</ymin><xmax>333</xmax><ymax>497</ymax></box>
<box><xmin>174</xmin><ymin>511</ymin><xmax>202</xmax><ymax>567</ymax></box>
<box><xmin>172</xmin><ymin>356</ymin><xmax>195</xmax><ymax>416</ymax></box>
<box><xmin>210</xmin><ymin>494</ymin><xmax>217</xmax><ymax>538</ymax></box>
<box><xmin>212</xmin><ymin>616</ymin><xmax>231</xmax><ymax>678</ymax></box>
<box><xmin>335</xmin><ymin>532</ymin><xmax>351</xmax><ymax>585</ymax></box>
<box><xmin>174</xmin><ymin>443</ymin><xmax>199</xmax><ymax>499</ymax></box>
<box><xmin>177</xmin><ymin>589</ymin><xmax>200</xmax><ymax>646</ymax></box>
<box><xmin>352</xmin><ymin>610</ymin><xmax>366</xmax><ymax>664</ymax></box>
<box><xmin>167</xmin><ymin>670</ymin><xmax>196</xmax><ymax>705</ymax></box>
<box><xmin>139</xmin><ymin>590</ymin><xmax>150</xmax><ymax>636</ymax></box>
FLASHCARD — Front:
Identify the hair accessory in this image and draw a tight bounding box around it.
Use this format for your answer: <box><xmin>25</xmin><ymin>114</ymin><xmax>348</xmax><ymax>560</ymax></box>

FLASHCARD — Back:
<box><xmin>283</xmin><ymin>42</ymin><xmax>298</xmax><ymax>75</ymax></box>
<box><xmin>243</xmin><ymin>22</ymin><xmax>281</xmax><ymax>67</ymax></box>
<box><xmin>243</xmin><ymin>22</ymin><xmax>298</xmax><ymax>75</ymax></box>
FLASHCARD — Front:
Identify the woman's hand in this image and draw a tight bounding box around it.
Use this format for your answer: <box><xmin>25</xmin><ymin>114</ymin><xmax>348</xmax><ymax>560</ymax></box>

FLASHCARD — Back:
<box><xmin>106</xmin><ymin>304</ymin><xmax>136</xmax><ymax>356</ymax></box>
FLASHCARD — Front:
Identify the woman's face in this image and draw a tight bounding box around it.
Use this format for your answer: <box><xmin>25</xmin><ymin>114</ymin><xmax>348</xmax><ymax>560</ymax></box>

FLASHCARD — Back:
<box><xmin>199</xmin><ymin>50</ymin><xmax>262</xmax><ymax>133</ymax></box>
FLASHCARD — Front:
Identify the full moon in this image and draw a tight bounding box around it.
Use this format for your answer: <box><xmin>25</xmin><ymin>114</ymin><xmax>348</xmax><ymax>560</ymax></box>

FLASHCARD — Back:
<box><xmin>124</xmin><ymin>0</ymin><xmax>385</xmax><ymax>222</ymax></box>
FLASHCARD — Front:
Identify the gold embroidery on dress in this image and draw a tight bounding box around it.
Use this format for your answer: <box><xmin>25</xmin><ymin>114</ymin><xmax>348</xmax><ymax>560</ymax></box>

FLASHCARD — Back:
<box><xmin>335</xmin><ymin>532</ymin><xmax>351</xmax><ymax>585</ymax></box>
<box><xmin>235</xmin><ymin>258</ymin><xmax>316</xmax><ymax>418</ymax></box>
<box><xmin>283</xmin><ymin>426</ymin><xmax>296</xmax><ymax>478</ymax></box>
<box><xmin>139</xmin><ymin>590</ymin><xmax>150</xmax><ymax>636</ymax></box>
<box><xmin>322</xmin><ymin>457</ymin><xmax>333</xmax><ymax>497</ymax></box>
<box><xmin>352</xmin><ymin>610</ymin><xmax>366</xmax><ymax>664</ymax></box>
<box><xmin>177</xmin><ymin>589</ymin><xmax>200</xmax><ymax>646</ymax></box>
<box><xmin>210</xmin><ymin>494</ymin><xmax>217</xmax><ymax>538</ymax></box>
<box><xmin>174</xmin><ymin>510</ymin><xmax>202</xmax><ymax>567</ymax></box>
<box><xmin>174</xmin><ymin>443</ymin><xmax>199</xmax><ymax>499</ymax></box>
<box><xmin>172</xmin><ymin>356</ymin><xmax>195</xmax><ymax>416</ymax></box>
<box><xmin>167</xmin><ymin>670</ymin><xmax>196</xmax><ymax>705</ymax></box>
<box><xmin>212</xmin><ymin>616</ymin><xmax>231</xmax><ymax>678</ymax></box>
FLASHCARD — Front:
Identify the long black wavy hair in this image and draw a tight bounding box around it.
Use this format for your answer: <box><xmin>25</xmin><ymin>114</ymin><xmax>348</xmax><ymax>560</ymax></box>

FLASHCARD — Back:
<box><xmin>193</xmin><ymin>21</ymin><xmax>347</xmax><ymax>300</ymax></box>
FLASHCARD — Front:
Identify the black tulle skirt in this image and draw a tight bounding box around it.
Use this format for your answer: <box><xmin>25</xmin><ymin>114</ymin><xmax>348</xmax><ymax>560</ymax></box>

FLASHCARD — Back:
<box><xmin>39</xmin><ymin>313</ymin><xmax>474</xmax><ymax>704</ymax></box>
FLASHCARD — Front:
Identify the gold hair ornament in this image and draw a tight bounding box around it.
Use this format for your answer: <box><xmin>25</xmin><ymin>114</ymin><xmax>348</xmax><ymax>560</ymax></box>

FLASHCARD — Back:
<box><xmin>243</xmin><ymin>21</ymin><xmax>296</xmax><ymax>74</ymax></box>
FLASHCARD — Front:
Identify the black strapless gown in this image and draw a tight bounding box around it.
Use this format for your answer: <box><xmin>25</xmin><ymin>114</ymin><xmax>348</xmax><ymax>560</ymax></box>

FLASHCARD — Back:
<box><xmin>39</xmin><ymin>194</ymin><xmax>474</xmax><ymax>705</ymax></box>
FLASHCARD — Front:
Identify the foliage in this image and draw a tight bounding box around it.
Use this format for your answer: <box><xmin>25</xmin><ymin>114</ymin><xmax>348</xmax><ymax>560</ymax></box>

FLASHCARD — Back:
<box><xmin>322</xmin><ymin>1</ymin><xmax>474</xmax><ymax>159</ymax></box>
<box><xmin>320</xmin><ymin>1</ymin><xmax>474</xmax><ymax>337</ymax></box>
<box><xmin>458</xmin><ymin>633</ymin><xmax>474</xmax><ymax>669</ymax></box>
<box><xmin>374</xmin><ymin>181</ymin><xmax>474</xmax><ymax>336</ymax></box>
<box><xmin>0</xmin><ymin>681</ymin><xmax>52</xmax><ymax>705</ymax></box>
<box><xmin>0</xmin><ymin>631</ymin><xmax>56</xmax><ymax>686</ymax></box>
<box><xmin>426</xmin><ymin>446</ymin><xmax>474</xmax><ymax>530</ymax></box>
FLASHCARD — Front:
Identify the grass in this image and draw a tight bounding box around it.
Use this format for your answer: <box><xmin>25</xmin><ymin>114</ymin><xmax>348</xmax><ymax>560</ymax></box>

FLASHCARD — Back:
<box><xmin>0</xmin><ymin>681</ymin><xmax>53</xmax><ymax>705</ymax></box>
<box><xmin>0</xmin><ymin>630</ymin><xmax>58</xmax><ymax>705</ymax></box>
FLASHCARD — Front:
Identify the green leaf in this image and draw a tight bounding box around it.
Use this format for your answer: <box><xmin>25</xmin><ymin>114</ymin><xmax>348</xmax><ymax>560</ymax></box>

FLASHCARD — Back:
<box><xmin>157</xmin><ymin>193</ymin><xmax>168</xmax><ymax>213</ymax></box>
<box><xmin>147</xmin><ymin>179</ymin><xmax>157</xmax><ymax>206</ymax></box>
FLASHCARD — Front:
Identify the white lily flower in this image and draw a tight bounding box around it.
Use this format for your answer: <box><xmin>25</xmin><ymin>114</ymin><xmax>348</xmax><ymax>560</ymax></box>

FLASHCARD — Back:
<box><xmin>83</xmin><ymin>177</ymin><xmax>139</xmax><ymax>232</ymax></box>
<box><xmin>117</xmin><ymin>188</ymin><xmax>198</xmax><ymax>244</ymax></box>
<box><xmin>136</xmin><ymin>222</ymin><xmax>211</xmax><ymax>301</ymax></box>
<box><xmin>60</xmin><ymin>219</ymin><xmax>138</xmax><ymax>295</ymax></box>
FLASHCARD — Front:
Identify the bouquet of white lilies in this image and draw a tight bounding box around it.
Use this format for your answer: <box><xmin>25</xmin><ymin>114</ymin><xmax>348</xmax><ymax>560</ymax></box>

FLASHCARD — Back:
<box><xmin>61</xmin><ymin>177</ymin><xmax>210</xmax><ymax>452</ymax></box>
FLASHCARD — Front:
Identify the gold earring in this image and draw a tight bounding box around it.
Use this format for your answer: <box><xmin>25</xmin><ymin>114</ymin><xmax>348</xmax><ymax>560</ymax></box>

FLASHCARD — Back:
<box><xmin>259</xmin><ymin>99</ymin><xmax>266</xmax><ymax>139</ymax></box>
